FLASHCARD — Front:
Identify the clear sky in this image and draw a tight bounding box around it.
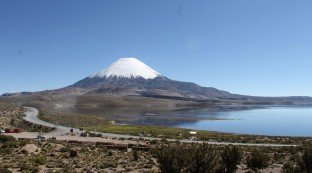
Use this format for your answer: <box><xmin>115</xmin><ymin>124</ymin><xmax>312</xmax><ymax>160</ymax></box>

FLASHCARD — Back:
<box><xmin>1</xmin><ymin>0</ymin><xmax>311</xmax><ymax>96</ymax></box>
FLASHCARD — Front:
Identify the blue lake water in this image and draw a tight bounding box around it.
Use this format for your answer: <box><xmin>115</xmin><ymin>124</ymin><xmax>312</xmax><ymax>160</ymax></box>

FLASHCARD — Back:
<box><xmin>173</xmin><ymin>107</ymin><xmax>312</xmax><ymax>137</ymax></box>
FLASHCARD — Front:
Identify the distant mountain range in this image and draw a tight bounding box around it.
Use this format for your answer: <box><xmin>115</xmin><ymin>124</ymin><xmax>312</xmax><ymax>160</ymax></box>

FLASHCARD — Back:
<box><xmin>2</xmin><ymin>57</ymin><xmax>312</xmax><ymax>104</ymax></box>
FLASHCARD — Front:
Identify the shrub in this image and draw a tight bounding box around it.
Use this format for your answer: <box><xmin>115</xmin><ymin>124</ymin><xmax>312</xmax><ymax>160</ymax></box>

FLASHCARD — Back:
<box><xmin>133</xmin><ymin>150</ymin><xmax>139</xmax><ymax>161</ymax></box>
<box><xmin>80</xmin><ymin>148</ymin><xmax>89</xmax><ymax>153</ymax></box>
<box><xmin>153</xmin><ymin>143</ymin><xmax>220</xmax><ymax>173</ymax></box>
<box><xmin>153</xmin><ymin>145</ymin><xmax>185</xmax><ymax>173</ymax></box>
<box><xmin>108</xmin><ymin>150</ymin><xmax>113</xmax><ymax>156</ymax></box>
<box><xmin>34</xmin><ymin>156</ymin><xmax>47</xmax><ymax>165</ymax></box>
<box><xmin>88</xmin><ymin>132</ymin><xmax>102</xmax><ymax>137</ymax></box>
<box><xmin>0</xmin><ymin>167</ymin><xmax>11</xmax><ymax>173</ymax></box>
<box><xmin>1</xmin><ymin>141</ymin><xmax>20</xmax><ymax>148</ymax></box>
<box><xmin>60</xmin><ymin>147</ymin><xmax>71</xmax><ymax>152</ymax></box>
<box><xmin>247</xmin><ymin>150</ymin><xmax>270</xmax><ymax>171</ymax></box>
<box><xmin>283</xmin><ymin>162</ymin><xmax>296</xmax><ymax>173</ymax></box>
<box><xmin>20</xmin><ymin>163</ymin><xmax>32</xmax><ymax>171</ymax></box>
<box><xmin>80</xmin><ymin>132</ymin><xmax>88</xmax><ymax>137</ymax></box>
<box><xmin>0</xmin><ymin>135</ymin><xmax>15</xmax><ymax>143</ymax></box>
<box><xmin>31</xmin><ymin>166</ymin><xmax>40</xmax><ymax>173</ymax></box>
<box><xmin>185</xmin><ymin>143</ymin><xmax>220</xmax><ymax>173</ymax></box>
<box><xmin>99</xmin><ymin>162</ymin><xmax>116</xmax><ymax>169</ymax></box>
<box><xmin>221</xmin><ymin>145</ymin><xmax>242</xmax><ymax>173</ymax></box>
<box><xmin>21</xmin><ymin>149</ymin><xmax>29</xmax><ymax>155</ymax></box>
<box><xmin>303</xmin><ymin>145</ymin><xmax>312</xmax><ymax>173</ymax></box>
<box><xmin>160</xmin><ymin>138</ymin><xmax>168</xmax><ymax>143</ymax></box>
<box><xmin>70</xmin><ymin>150</ymin><xmax>78</xmax><ymax>157</ymax></box>
<box><xmin>0</xmin><ymin>148</ymin><xmax>14</xmax><ymax>155</ymax></box>
<box><xmin>150</xmin><ymin>139</ymin><xmax>158</xmax><ymax>145</ymax></box>
<box><xmin>19</xmin><ymin>140</ymin><xmax>28</xmax><ymax>147</ymax></box>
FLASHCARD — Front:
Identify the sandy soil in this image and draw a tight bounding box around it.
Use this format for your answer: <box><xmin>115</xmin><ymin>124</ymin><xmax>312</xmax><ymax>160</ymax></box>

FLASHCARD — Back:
<box><xmin>22</xmin><ymin>144</ymin><xmax>40</xmax><ymax>154</ymax></box>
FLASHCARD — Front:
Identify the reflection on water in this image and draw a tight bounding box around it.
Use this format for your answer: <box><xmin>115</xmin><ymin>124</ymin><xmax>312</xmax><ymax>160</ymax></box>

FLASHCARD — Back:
<box><xmin>117</xmin><ymin>107</ymin><xmax>312</xmax><ymax>137</ymax></box>
<box><xmin>176</xmin><ymin>107</ymin><xmax>312</xmax><ymax>137</ymax></box>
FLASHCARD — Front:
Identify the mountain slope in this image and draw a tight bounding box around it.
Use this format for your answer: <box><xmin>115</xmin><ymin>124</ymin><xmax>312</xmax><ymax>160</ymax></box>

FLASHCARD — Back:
<box><xmin>72</xmin><ymin>76</ymin><xmax>236</xmax><ymax>99</ymax></box>
<box><xmin>68</xmin><ymin>57</ymin><xmax>237</xmax><ymax>99</ymax></box>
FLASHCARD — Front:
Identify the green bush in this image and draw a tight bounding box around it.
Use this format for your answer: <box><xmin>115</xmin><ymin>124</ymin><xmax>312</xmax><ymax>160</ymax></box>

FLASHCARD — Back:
<box><xmin>160</xmin><ymin>137</ymin><xmax>168</xmax><ymax>143</ymax></box>
<box><xmin>153</xmin><ymin>143</ymin><xmax>220</xmax><ymax>173</ymax></box>
<box><xmin>31</xmin><ymin>166</ymin><xmax>40</xmax><ymax>173</ymax></box>
<box><xmin>80</xmin><ymin>132</ymin><xmax>87</xmax><ymax>137</ymax></box>
<box><xmin>0</xmin><ymin>167</ymin><xmax>11</xmax><ymax>173</ymax></box>
<box><xmin>99</xmin><ymin>162</ymin><xmax>116</xmax><ymax>169</ymax></box>
<box><xmin>20</xmin><ymin>163</ymin><xmax>32</xmax><ymax>171</ymax></box>
<box><xmin>34</xmin><ymin>156</ymin><xmax>47</xmax><ymax>165</ymax></box>
<box><xmin>0</xmin><ymin>135</ymin><xmax>16</xmax><ymax>143</ymax></box>
<box><xmin>150</xmin><ymin>139</ymin><xmax>158</xmax><ymax>145</ymax></box>
<box><xmin>303</xmin><ymin>145</ymin><xmax>312</xmax><ymax>173</ymax></box>
<box><xmin>283</xmin><ymin>162</ymin><xmax>296</xmax><ymax>173</ymax></box>
<box><xmin>70</xmin><ymin>150</ymin><xmax>78</xmax><ymax>157</ymax></box>
<box><xmin>88</xmin><ymin>132</ymin><xmax>102</xmax><ymax>137</ymax></box>
<box><xmin>18</xmin><ymin>140</ymin><xmax>28</xmax><ymax>147</ymax></box>
<box><xmin>108</xmin><ymin>150</ymin><xmax>113</xmax><ymax>156</ymax></box>
<box><xmin>221</xmin><ymin>145</ymin><xmax>242</xmax><ymax>173</ymax></box>
<box><xmin>1</xmin><ymin>141</ymin><xmax>20</xmax><ymax>148</ymax></box>
<box><xmin>133</xmin><ymin>150</ymin><xmax>139</xmax><ymax>161</ymax></box>
<box><xmin>247</xmin><ymin>150</ymin><xmax>270</xmax><ymax>171</ymax></box>
<box><xmin>0</xmin><ymin>147</ymin><xmax>14</xmax><ymax>155</ymax></box>
<box><xmin>60</xmin><ymin>147</ymin><xmax>71</xmax><ymax>152</ymax></box>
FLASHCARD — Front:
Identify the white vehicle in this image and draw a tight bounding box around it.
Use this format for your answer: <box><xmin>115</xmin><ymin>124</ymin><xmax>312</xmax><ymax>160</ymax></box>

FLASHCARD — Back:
<box><xmin>0</xmin><ymin>130</ymin><xmax>5</xmax><ymax>134</ymax></box>
<box><xmin>190</xmin><ymin>131</ymin><xmax>197</xmax><ymax>135</ymax></box>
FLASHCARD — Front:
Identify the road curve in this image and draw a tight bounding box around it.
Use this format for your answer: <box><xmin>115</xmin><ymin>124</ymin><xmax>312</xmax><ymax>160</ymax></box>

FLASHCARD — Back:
<box><xmin>22</xmin><ymin>107</ymin><xmax>297</xmax><ymax>147</ymax></box>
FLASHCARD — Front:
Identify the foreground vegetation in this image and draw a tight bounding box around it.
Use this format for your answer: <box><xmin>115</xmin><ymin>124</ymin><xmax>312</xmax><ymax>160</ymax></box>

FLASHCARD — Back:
<box><xmin>1</xmin><ymin>134</ymin><xmax>312</xmax><ymax>172</ymax></box>
<box><xmin>153</xmin><ymin>142</ymin><xmax>312</xmax><ymax>173</ymax></box>
<box><xmin>0</xmin><ymin>135</ymin><xmax>158</xmax><ymax>172</ymax></box>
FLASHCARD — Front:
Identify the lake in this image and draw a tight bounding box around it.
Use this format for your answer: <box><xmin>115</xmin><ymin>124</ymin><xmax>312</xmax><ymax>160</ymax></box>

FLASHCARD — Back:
<box><xmin>120</xmin><ymin>106</ymin><xmax>312</xmax><ymax>137</ymax></box>
<box><xmin>171</xmin><ymin>107</ymin><xmax>312</xmax><ymax>137</ymax></box>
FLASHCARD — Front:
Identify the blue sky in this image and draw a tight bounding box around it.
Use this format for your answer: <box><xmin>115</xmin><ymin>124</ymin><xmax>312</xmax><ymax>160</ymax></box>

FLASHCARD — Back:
<box><xmin>1</xmin><ymin>0</ymin><xmax>311</xmax><ymax>96</ymax></box>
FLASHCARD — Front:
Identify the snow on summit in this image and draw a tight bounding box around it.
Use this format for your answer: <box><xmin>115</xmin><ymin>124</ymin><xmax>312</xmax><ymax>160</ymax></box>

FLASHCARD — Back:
<box><xmin>90</xmin><ymin>57</ymin><xmax>160</xmax><ymax>79</ymax></box>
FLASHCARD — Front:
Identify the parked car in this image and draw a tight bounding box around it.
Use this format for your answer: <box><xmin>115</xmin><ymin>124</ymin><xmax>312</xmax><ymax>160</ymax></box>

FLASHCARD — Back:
<box><xmin>5</xmin><ymin>129</ymin><xmax>14</xmax><ymax>133</ymax></box>
<box><xmin>0</xmin><ymin>129</ymin><xmax>5</xmax><ymax>134</ymax></box>
<box><xmin>13</xmin><ymin>128</ymin><xmax>22</xmax><ymax>133</ymax></box>
<box><xmin>4</xmin><ymin>128</ymin><xmax>22</xmax><ymax>133</ymax></box>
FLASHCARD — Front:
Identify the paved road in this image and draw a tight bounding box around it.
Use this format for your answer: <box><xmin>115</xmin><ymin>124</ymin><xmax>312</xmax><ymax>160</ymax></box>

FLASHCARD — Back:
<box><xmin>23</xmin><ymin>107</ymin><xmax>73</xmax><ymax>137</ymax></box>
<box><xmin>21</xmin><ymin>107</ymin><xmax>297</xmax><ymax>147</ymax></box>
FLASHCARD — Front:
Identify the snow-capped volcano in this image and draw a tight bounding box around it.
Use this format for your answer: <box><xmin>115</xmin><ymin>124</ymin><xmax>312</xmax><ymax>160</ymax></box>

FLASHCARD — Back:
<box><xmin>90</xmin><ymin>58</ymin><xmax>160</xmax><ymax>79</ymax></box>
<box><xmin>66</xmin><ymin>57</ymin><xmax>236</xmax><ymax>99</ymax></box>
<box><xmin>3</xmin><ymin>57</ymin><xmax>311</xmax><ymax>107</ymax></box>
<box><xmin>3</xmin><ymin>57</ymin><xmax>312</xmax><ymax>104</ymax></box>
<box><xmin>3</xmin><ymin>57</ymin><xmax>239</xmax><ymax>99</ymax></box>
